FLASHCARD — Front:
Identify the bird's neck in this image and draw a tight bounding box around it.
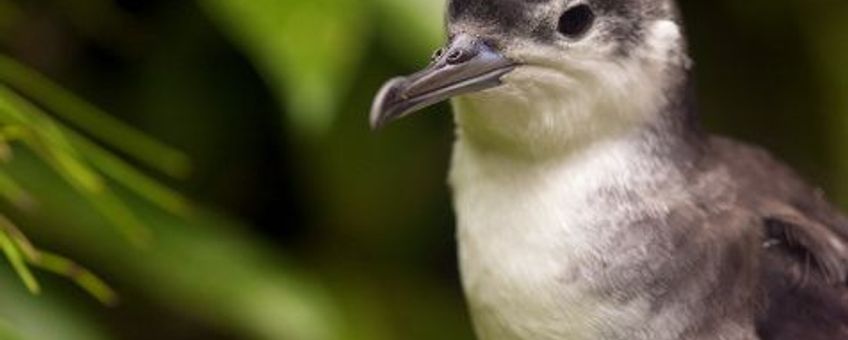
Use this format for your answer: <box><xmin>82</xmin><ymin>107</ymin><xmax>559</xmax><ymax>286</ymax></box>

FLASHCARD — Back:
<box><xmin>449</xmin><ymin>116</ymin><xmax>704</xmax><ymax>201</ymax></box>
<box><xmin>450</xmin><ymin>52</ymin><xmax>701</xmax><ymax>163</ymax></box>
<box><xmin>451</xmin><ymin>75</ymin><xmax>703</xmax><ymax>169</ymax></box>
<box><xmin>448</xmin><ymin>78</ymin><xmax>706</xmax><ymax>235</ymax></box>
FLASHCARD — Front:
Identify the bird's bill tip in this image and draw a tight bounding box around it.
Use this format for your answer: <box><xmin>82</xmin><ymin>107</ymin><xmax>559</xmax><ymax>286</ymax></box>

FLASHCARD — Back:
<box><xmin>369</xmin><ymin>36</ymin><xmax>517</xmax><ymax>130</ymax></box>
<box><xmin>369</xmin><ymin>77</ymin><xmax>407</xmax><ymax>130</ymax></box>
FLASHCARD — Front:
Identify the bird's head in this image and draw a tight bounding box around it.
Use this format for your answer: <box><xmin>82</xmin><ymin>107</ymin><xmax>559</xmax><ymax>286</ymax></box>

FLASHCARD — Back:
<box><xmin>371</xmin><ymin>0</ymin><xmax>692</xmax><ymax>154</ymax></box>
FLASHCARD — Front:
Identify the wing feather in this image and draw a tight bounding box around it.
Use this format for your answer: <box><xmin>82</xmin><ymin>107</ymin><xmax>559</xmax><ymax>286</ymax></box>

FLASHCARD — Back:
<box><xmin>708</xmin><ymin>137</ymin><xmax>848</xmax><ymax>339</ymax></box>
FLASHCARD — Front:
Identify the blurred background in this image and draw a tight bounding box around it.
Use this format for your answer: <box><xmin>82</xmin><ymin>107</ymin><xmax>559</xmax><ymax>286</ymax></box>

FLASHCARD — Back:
<box><xmin>0</xmin><ymin>0</ymin><xmax>846</xmax><ymax>339</ymax></box>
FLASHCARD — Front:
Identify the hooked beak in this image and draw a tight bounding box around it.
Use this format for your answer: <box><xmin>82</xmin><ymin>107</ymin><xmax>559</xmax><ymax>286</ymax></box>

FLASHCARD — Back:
<box><xmin>369</xmin><ymin>35</ymin><xmax>518</xmax><ymax>129</ymax></box>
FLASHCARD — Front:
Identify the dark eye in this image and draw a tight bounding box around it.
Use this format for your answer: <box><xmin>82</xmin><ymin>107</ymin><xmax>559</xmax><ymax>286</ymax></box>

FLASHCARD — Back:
<box><xmin>557</xmin><ymin>4</ymin><xmax>595</xmax><ymax>38</ymax></box>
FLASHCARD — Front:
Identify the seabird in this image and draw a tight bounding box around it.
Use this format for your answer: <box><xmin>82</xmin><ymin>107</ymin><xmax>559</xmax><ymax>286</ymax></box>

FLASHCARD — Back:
<box><xmin>370</xmin><ymin>0</ymin><xmax>848</xmax><ymax>339</ymax></box>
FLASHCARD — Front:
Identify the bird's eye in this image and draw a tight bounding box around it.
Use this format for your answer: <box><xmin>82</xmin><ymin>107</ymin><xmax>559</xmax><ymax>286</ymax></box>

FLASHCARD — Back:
<box><xmin>557</xmin><ymin>4</ymin><xmax>595</xmax><ymax>38</ymax></box>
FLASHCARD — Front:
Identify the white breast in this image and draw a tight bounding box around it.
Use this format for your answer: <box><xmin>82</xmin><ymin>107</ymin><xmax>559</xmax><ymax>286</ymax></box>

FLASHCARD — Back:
<box><xmin>449</xmin><ymin>134</ymin><xmax>684</xmax><ymax>340</ymax></box>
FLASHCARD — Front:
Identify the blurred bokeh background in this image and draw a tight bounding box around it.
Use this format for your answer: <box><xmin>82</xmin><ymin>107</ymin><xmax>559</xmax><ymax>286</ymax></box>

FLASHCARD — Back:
<box><xmin>0</xmin><ymin>0</ymin><xmax>846</xmax><ymax>339</ymax></box>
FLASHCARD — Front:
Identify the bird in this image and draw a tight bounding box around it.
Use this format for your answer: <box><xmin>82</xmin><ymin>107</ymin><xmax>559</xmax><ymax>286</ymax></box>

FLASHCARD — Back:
<box><xmin>370</xmin><ymin>0</ymin><xmax>848</xmax><ymax>339</ymax></box>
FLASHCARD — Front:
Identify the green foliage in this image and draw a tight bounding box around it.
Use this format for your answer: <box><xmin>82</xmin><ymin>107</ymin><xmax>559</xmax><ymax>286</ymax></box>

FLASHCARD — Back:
<box><xmin>5</xmin><ymin>151</ymin><xmax>346</xmax><ymax>340</ymax></box>
<box><xmin>0</xmin><ymin>216</ymin><xmax>117</xmax><ymax>305</ymax></box>
<box><xmin>201</xmin><ymin>0</ymin><xmax>369</xmax><ymax>136</ymax></box>
<box><xmin>200</xmin><ymin>0</ymin><xmax>443</xmax><ymax>136</ymax></box>
<box><xmin>4</xmin><ymin>1</ymin><xmax>475</xmax><ymax>339</ymax></box>
<box><xmin>0</xmin><ymin>55</ymin><xmax>191</xmax><ymax>179</ymax></box>
<box><xmin>0</xmin><ymin>55</ymin><xmax>190</xmax><ymax>303</ymax></box>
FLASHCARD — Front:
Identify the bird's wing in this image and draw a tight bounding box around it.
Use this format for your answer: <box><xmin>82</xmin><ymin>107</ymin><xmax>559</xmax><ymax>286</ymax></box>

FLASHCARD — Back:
<box><xmin>757</xmin><ymin>249</ymin><xmax>848</xmax><ymax>340</ymax></box>
<box><xmin>708</xmin><ymin>137</ymin><xmax>848</xmax><ymax>339</ymax></box>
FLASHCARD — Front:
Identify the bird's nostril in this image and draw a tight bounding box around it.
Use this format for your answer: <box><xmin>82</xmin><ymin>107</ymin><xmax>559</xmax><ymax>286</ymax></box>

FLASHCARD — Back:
<box><xmin>446</xmin><ymin>49</ymin><xmax>464</xmax><ymax>64</ymax></box>
<box><xmin>443</xmin><ymin>41</ymin><xmax>484</xmax><ymax>65</ymax></box>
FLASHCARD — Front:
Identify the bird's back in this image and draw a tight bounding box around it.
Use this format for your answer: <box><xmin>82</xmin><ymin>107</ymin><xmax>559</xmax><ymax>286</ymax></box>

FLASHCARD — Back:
<box><xmin>706</xmin><ymin>136</ymin><xmax>848</xmax><ymax>339</ymax></box>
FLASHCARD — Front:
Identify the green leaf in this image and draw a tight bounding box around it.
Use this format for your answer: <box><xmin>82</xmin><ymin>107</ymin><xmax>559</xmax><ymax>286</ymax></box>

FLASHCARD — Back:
<box><xmin>8</xmin><ymin>150</ymin><xmax>347</xmax><ymax>340</ymax></box>
<box><xmin>0</xmin><ymin>216</ymin><xmax>118</xmax><ymax>305</ymax></box>
<box><xmin>0</xmin><ymin>169</ymin><xmax>33</xmax><ymax>210</ymax></box>
<box><xmin>28</xmin><ymin>250</ymin><xmax>119</xmax><ymax>306</ymax></box>
<box><xmin>0</xmin><ymin>55</ymin><xmax>191</xmax><ymax>178</ymax></box>
<box><xmin>0</xmin><ymin>230</ymin><xmax>39</xmax><ymax>294</ymax></box>
<box><xmin>0</xmin><ymin>87</ymin><xmax>151</xmax><ymax>245</ymax></box>
<box><xmin>66</xmin><ymin>131</ymin><xmax>191</xmax><ymax>216</ymax></box>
